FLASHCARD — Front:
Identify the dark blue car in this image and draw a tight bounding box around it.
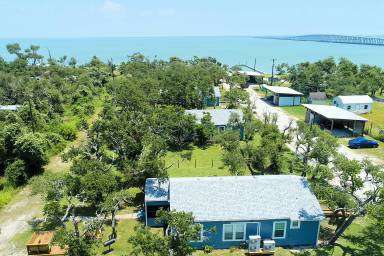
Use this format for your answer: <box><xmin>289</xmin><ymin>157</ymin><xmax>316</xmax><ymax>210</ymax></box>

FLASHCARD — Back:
<box><xmin>348</xmin><ymin>137</ymin><xmax>379</xmax><ymax>149</ymax></box>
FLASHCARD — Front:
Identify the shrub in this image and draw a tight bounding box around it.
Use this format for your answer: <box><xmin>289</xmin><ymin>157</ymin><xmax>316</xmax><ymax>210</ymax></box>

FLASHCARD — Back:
<box><xmin>57</xmin><ymin>123</ymin><xmax>77</xmax><ymax>141</ymax></box>
<box><xmin>203</xmin><ymin>245</ymin><xmax>214</xmax><ymax>254</ymax></box>
<box><xmin>45</xmin><ymin>132</ymin><xmax>66</xmax><ymax>154</ymax></box>
<box><xmin>14</xmin><ymin>133</ymin><xmax>48</xmax><ymax>174</ymax></box>
<box><xmin>5</xmin><ymin>159</ymin><xmax>28</xmax><ymax>187</ymax></box>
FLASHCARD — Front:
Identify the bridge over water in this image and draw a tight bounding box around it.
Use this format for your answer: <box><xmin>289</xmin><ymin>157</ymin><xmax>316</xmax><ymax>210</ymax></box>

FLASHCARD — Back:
<box><xmin>261</xmin><ymin>34</ymin><xmax>384</xmax><ymax>46</ymax></box>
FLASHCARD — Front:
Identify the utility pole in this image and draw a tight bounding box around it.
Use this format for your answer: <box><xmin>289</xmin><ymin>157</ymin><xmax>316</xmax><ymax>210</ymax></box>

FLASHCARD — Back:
<box><xmin>270</xmin><ymin>58</ymin><xmax>276</xmax><ymax>86</ymax></box>
<box><xmin>253</xmin><ymin>58</ymin><xmax>257</xmax><ymax>71</ymax></box>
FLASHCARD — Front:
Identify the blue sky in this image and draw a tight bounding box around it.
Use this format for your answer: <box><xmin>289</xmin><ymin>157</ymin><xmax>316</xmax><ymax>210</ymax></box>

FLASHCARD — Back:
<box><xmin>0</xmin><ymin>0</ymin><xmax>383</xmax><ymax>37</ymax></box>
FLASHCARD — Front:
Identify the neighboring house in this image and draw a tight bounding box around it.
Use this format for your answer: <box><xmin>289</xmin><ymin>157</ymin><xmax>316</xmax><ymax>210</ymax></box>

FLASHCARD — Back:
<box><xmin>308</xmin><ymin>92</ymin><xmax>327</xmax><ymax>105</ymax></box>
<box><xmin>302</xmin><ymin>104</ymin><xmax>368</xmax><ymax>137</ymax></box>
<box><xmin>237</xmin><ymin>70</ymin><xmax>264</xmax><ymax>86</ymax></box>
<box><xmin>333</xmin><ymin>95</ymin><xmax>373</xmax><ymax>114</ymax></box>
<box><xmin>145</xmin><ymin>175</ymin><xmax>324</xmax><ymax>249</ymax></box>
<box><xmin>206</xmin><ymin>87</ymin><xmax>221</xmax><ymax>107</ymax></box>
<box><xmin>262</xmin><ymin>85</ymin><xmax>303</xmax><ymax>106</ymax></box>
<box><xmin>0</xmin><ymin>105</ymin><xmax>21</xmax><ymax>111</ymax></box>
<box><xmin>186</xmin><ymin>109</ymin><xmax>244</xmax><ymax>139</ymax></box>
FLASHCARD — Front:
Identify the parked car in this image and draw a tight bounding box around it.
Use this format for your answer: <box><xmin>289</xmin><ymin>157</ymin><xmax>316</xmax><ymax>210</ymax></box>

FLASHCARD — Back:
<box><xmin>348</xmin><ymin>137</ymin><xmax>379</xmax><ymax>149</ymax></box>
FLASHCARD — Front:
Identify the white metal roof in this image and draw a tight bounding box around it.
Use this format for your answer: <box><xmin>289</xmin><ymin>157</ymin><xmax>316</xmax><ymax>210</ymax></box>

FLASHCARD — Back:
<box><xmin>168</xmin><ymin>175</ymin><xmax>324</xmax><ymax>222</ymax></box>
<box><xmin>262</xmin><ymin>85</ymin><xmax>303</xmax><ymax>96</ymax></box>
<box><xmin>302</xmin><ymin>104</ymin><xmax>368</xmax><ymax>122</ymax></box>
<box><xmin>0</xmin><ymin>105</ymin><xmax>21</xmax><ymax>111</ymax></box>
<box><xmin>186</xmin><ymin>109</ymin><xmax>243</xmax><ymax>126</ymax></box>
<box><xmin>335</xmin><ymin>95</ymin><xmax>373</xmax><ymax>104</ymax></box>
<box><xmin>237</xmin><ymin>70</ymin><xmax>264</xmax><ymax>76</ymax></box>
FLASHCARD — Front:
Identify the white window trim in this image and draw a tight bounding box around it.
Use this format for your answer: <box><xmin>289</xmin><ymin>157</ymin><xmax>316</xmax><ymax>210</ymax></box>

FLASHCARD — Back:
<box><xmin>290</xmin><ymin>220</ymin><xmax>300</xmax><ymax>229</ymax></box>
<box><xmin>272</xmin><ymin>221</ymin><xmax>287</xmax><ymax>239</ymax></box>
<box><xmin>222</xmin><ymin>223</ymin><xmax>246</xmax><ymax>242</ymax></box>
<box><xmin>191</xmin><ymin>224</ymin><xmax>204</xmax><ymax>242</ymax></box>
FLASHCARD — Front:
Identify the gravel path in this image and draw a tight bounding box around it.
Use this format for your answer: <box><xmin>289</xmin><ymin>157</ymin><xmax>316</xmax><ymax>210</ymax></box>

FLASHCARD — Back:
<box><xmin>0</xmin><ymin>188</ymin><xmax>42</xmax><ymax>255</ymax></box>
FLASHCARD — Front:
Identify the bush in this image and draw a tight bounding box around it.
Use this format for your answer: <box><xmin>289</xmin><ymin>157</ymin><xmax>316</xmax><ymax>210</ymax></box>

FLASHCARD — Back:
<box><xmin>45</xmin><ymin>132</ymin><xmax>66</xmax><ymax>154</ymax></box>
<box><xmin>203</xmin><ymin>245</ymin><xmax>214</xmax><ymax>254</ymax></box>
<box><xmin>5</xmin><ymin>159</ymin><xmax>28</xmax><ymax>187</ymax></box>
<box><xmin>14</xmin><ymin>133</ymin><xmax>48</xmax><ymax>174</ymax></box>
<box><xmin>57</xmin><ymin>123</ymin><xmax>77</xmax><ymax>141</ymax></box>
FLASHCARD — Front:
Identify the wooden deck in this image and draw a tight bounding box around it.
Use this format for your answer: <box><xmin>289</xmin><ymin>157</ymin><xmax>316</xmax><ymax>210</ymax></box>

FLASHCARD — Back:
<box><xmin>322</xmin><ymin>208</ymin><xmax>352</xmax><ymax>218</ymax></box>
<box><xmin>26</xmin><ymin>231</ymin><xmax>66</xmax><ymax>256</ymax></box>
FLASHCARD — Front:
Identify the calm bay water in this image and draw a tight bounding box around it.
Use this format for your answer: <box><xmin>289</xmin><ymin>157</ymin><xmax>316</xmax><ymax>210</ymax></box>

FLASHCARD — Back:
<box><xmin>0</xmin><ymin>37</ymin><xmax>383</xmax><ymax>72</ymax></box>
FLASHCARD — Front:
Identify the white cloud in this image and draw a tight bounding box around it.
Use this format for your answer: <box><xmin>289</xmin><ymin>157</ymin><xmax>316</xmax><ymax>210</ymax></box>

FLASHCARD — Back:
<box><xmin>101</xmin><ymin>0</ymin><xmax>124</xmax><ymax>13</ymax></box>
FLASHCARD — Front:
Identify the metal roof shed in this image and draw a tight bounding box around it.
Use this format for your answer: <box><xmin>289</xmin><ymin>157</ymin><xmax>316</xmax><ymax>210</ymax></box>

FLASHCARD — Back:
<box><xmin>333</xmin><ymin>95</ymin><xmax>373</xmax><ymax>114</ymax></box>
<box><xmin>302</xmin><ymin>104</ymin><xmax>368</xmax><ymax>136</ymax></box>
<box><xmin>0</xmin><ymin>105</ymin><xmax>21</xmax><ymax>111</ymax></box>
<box><xmin>185</xmin><ymin>109</ymin><xmax>243</xmax><ymax>126</ymax></box>
<box><xmin>262</xmin><ymin>85</ymin><xmax>303</xmax><ymax>106</ymax></box>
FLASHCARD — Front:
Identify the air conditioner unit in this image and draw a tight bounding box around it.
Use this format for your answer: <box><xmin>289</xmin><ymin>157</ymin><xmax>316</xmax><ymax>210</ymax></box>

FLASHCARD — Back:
<box><xmin>263</xmin><ymin>239</ymin><xmax>276</xmax><ymax>252</ymax></box>
<box><xmin>248</xmin><ymin>235</ymin><xmax>261</xmax><ymax>252</ymax></box>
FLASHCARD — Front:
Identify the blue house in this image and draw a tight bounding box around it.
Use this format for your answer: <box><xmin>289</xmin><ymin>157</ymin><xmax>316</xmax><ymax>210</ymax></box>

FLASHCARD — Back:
<box><xmin>262</xmin><ymin>85</ymin><xmax>303</xmax><ymax>106</ymax></box>
<box><xmin>186</xmin><ymin>109</ymin><xmax>244</xmax><ymax>139</ymax></box>
<box><xmin>206</xmin><ymin>87</ymin><xmax>221</xmax><ymax>107</ymax></box>
<box><xmin>145</xmin><ymin>175</ymin><xmax>324</xmax><ymax>249</ymax></box>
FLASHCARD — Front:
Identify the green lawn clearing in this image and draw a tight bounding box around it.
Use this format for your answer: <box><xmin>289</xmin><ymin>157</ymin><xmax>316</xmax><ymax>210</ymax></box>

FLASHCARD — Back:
<box><xmin>165</xmin><ymin>144</ymin><xmax>249</xmax><ymax>177</ymax></box>
<box><xmin>0</xmin><ymin>178</ymin><xmax>19</xmax><ymax>209</ymax></box>
<box><xmin>93</xmin><ymin>219</ymin><xmax>140</xmax><ymax>255</ymax></box>
<box><xmin>280</xmin><ymin>105</ymin><xmax>306</xmax><ymax>121</ymax></box>
<box><xmin>361</xmin><ymin>102</ymin><xmax>384</xmax><ymax>140</ymax></box>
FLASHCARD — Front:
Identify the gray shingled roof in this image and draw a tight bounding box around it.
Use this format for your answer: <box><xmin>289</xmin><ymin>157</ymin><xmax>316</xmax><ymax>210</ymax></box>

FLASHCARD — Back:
<box><xmin>186</xmin><ymin>109</ymin><xmax>243</xmax><ymax>126</ymax></box>
<box><xmin>146</xmin><ymin>175</ymin><xmax>324</xmax><ymax>222</ymax></box>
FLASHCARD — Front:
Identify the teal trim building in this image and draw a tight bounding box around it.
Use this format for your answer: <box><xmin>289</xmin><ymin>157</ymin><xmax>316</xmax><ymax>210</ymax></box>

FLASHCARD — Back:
<box><xmin>206</xmin><ymin>87</ymin><xmax>221</xmax><ymax>107</ymax></box>
<box><xmin>145</xmin><ymin>176</ymin><xmax>324</xmax><ymax>249</ymax></box>
<box><xmin>186</xmin><ymin>109</ymin><xmax>244</xmax><ymax>139</ymax></box>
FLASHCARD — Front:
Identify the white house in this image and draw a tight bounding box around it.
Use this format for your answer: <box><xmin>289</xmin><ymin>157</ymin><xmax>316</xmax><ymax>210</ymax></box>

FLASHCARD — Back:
<box><xmin>333</xmin><ymin>95</ymin><xmax>373</xmax><ymax>114</ymax></box>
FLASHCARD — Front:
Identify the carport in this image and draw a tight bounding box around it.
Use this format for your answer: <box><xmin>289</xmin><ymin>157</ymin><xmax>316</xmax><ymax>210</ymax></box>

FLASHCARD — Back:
<box><xmin>302</xmin><ymin>104</ymin><xmax>368</xmax><ymax>137</ymax></box>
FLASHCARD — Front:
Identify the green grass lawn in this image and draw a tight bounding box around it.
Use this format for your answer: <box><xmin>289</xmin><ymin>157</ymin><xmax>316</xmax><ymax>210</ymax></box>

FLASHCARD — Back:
<box><xmin>165</xmin><ymin>144</ymin><xmax>250</xmax><ymax>177</ymax></box>
<box><xmin>0</xmin><ymin>178</ymin><xmax>20</xmax><ymax>209</ymax></box>
<box><xmin>361</xmin><ymin>102</ymin><xmax>384</xmax><ymax>138</ymax></box>
<box><xmin>93</xmin><ymin>219</ymin><xmax>140</xmax><ymax>255</ymax></box>
<box><xmin>280</xmin><ymin>105</ymin><xmax>306</xmax><ymax>121</ymax></box>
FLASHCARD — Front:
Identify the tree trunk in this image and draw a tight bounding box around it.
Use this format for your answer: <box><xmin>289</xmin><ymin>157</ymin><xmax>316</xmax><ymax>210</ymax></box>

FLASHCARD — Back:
<box><xmin>327</xmin><ymin>214</ymin><xmax>357</xmax><ymax>245</ymax></box>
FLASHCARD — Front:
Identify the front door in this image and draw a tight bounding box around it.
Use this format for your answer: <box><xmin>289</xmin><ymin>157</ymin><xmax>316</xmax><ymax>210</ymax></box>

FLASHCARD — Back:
<box><xmin>246</xmin><ymin>222</ymin><xmax>260</xmax><ymax>238</ymax></box>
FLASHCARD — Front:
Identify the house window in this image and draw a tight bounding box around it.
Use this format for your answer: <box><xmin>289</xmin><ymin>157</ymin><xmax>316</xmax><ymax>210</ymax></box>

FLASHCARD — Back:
<box><xmin>223</xmin><ymin>223</ymin><xmax>245</xmax><ymax>241</ymax></box>
<box><xmin>290</xmin><ymin>220</ymin><xmax>300</xmax><ymax>229</ymax></box>
<box><xmin>272</xmin><ymin>221</ymin><xmax>287</xmax><ymax>239</ymax></box>
<box><xmin>347</xmin><ymin>105</ymin><xmax>351</xmax><ymax>110</ymax></box>
<box><xmin>364</xmin><ymin>105</ymin><xmax>368</xmax><ymax>109</ymax></box>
